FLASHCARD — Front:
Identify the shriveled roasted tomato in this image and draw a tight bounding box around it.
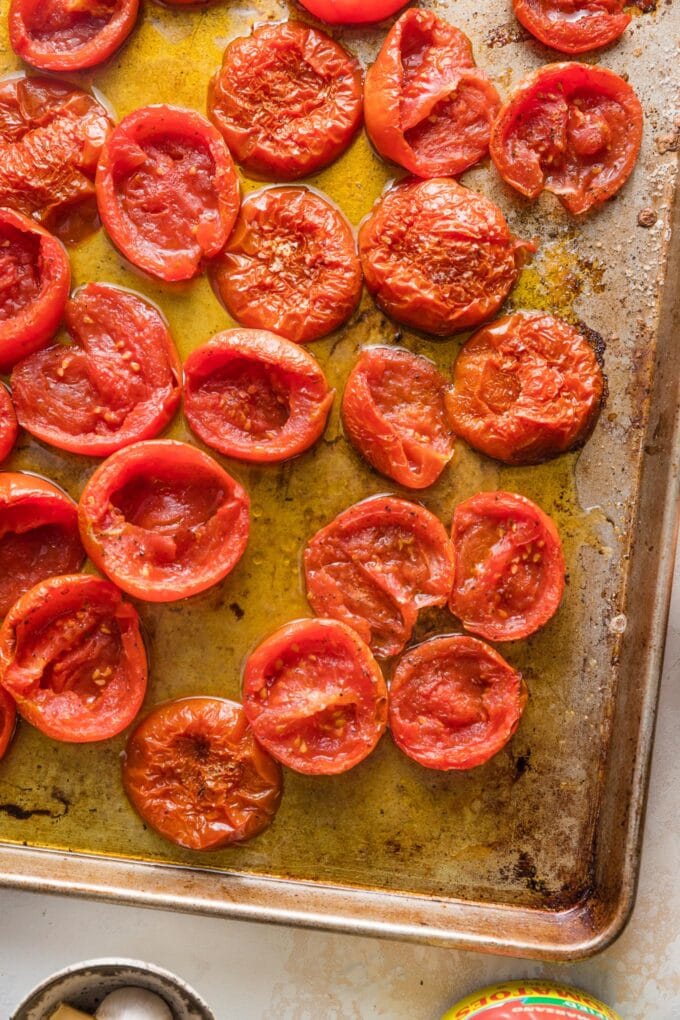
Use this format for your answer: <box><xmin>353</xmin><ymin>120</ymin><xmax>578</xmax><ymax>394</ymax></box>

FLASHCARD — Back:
<box><xmin>243</xmin><ymin>618</ymin><xmax>387</xmax><ymax>775</ymax></box>
<box><xmin>0</xmin><ymin>207</ymin><xmax>70</xmax><ymax>370</ymax></box>
<box><xmin>0</xmin><ymin>472</ymin><xmax>85</xmax><ymax>617</ymax></box>
<box><xmin>9</xmin><ymin>0</ymin><xmax>139</xmax><ymax>72</ymax></box>
<box><xmin>298</xmin><ymin>0</ymin><xmax>408</xmax><ymax>23</ymax></box>
<box><xmin>342</xmin><ymin>346</ymin><xmax>454</xmax><ymax>489</ymax></box>
<box><xmin>212</xmin><ymin>187</ymin><xmax>362</xmax><ymax>344</ymax></box>
<box><xmin>304</xmin><ymin>495</ymin><xmax>454</xmax><ymax>657</ymax></box>
<box><xmin>78</xmin><ymin>439</ymin><xmax>250</xmax><ymax>602</ymax></box>
<box><xmin>0</xmin><ymin>76</ymin><xmax>113</xmax><ymax>243</ymax></box>
<box><xmin>490</xmin><ymin>63</ymin><xmax>643</xmax><ymax>215</ymax></box>
<box><xmin>0</xmin><ymin>686</ymin><xmax>17</xmax><ymax>759</ymax></box>
<box><xmin>122</xmin><ymin>697</ymin><xmax>282</xmax><ymax>850</ymax></box>
<box><xmin>449</xmin><ymin>491</ymin><xmax>565</xmax><ymax>641</ymax></box>
<box><xmin>389</xmin><ymin>634</ymin><xmax>527</xmax><ymax>770</ymax></box>
<box><xmin>184</xmin><ymin>329</ymin><xmax>333</xmax><ymax>463</ymax></box>
<box><xmin>513</xmin><ymin>0</ymin><xmax>630</xmax><ymax>54</ymax></box>
<box><xmin>208</xmin><ymin>22</ymin><xmax>363</xmax><ymax>180</ymax></box>
<box><xmin>364</xmin><ymin>10</ymin><xmax>500</xmax><ymax>178</ymax></box>
<box><xmin>446</xmin><ymin>311</ymin><xmax>604</xmax><ymax>464</ymax></box>
<box><xmin>0</xmin><ymin>385</ymin><xmax>18</xmax><ymax>463</ymax></box>
<box><xmin>359</xmin><ymin>178</ymin><xmax>535</xmax><ymax>336</ymax></box>
<box><xmin>0</xmin><ymin>574</ymin><xmax>147</xmax><ymax>743</ymax></box>
<box><xmin>96</xmin><ymin>105</ymin><xmax>239</xmax><ymax>281</ymax></box>
<box><xmin>12</xmin><ymin>283</ymin><xmax>182</xmax><ymax>457</ymax></box>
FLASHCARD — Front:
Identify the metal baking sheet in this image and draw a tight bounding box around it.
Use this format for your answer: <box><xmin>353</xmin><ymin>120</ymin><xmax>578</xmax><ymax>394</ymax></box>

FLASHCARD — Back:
<box><xmin>0</xmin><ymin>0</ymin><xmax>678</xmax><ymax>960</ymax></box>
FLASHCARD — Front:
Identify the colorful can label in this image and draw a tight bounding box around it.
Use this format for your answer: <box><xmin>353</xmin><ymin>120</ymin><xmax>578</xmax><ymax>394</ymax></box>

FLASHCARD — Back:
<box><xmin>441</xmin><ymin>980</ymin><xmax>621</xmax><ymax>1020</ymax></box>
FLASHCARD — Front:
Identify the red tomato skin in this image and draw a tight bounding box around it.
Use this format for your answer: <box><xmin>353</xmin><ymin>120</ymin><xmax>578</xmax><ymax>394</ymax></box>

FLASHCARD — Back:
<box><xmin>359</xmin><ymin>178</ymin><xmax>535</xmax><ymax>337</ymax></box>
<box><xmin>208</xmin><ymin>22</ymin><xmax>363</xmax><ymax>181</ymax></box>
<box><xmin>0</xmin><ymin>574</ymin><xmax>147</xmax><ymax>743</ymax></box>
<box><xmin>490</xmin><ymin>63</ymin><xmax>643</xmax><ymax>215</ymax></box>
<box><xmin>513</xmin><ymin>0</ymin><xmax>630</xmax><ymax>54</ymax></box>
<box><xmin>0</xmin><ymin>208</ymin><xmax>71</xmax><ymax>371</ymax></box>
<box><xmin>365</xmin><ymin>10</ymin><xmax>500</xmax><ymax>178</ymax></box>
<box><xmin>212</xmin><ymin>187</ymin><xmax>362</xmax><ymax>345</ymax></box>
<box><xmin>96</xmin><ymin>105</ymin><xmax>240</xmax><ymax>282</ymax></box>
<box><xmin>123</xmin><ymin>697</ymin><xmax>282</xmax><ymax>850</ymax></box>
<box><xmin>389</xmin><ymin>634</ymin><xmax>527</xmax><ymax>770</ymax></box>
<box><xmin>243</xmin><ymin>617</ymin><xmax>388</xmax><ymax>775</ymax></box>
<box><xmin>78</xmin><ymin>439</ymin><xmax>250</xmax><ymax>602</ymax></box>
<box><xmin>449</xmin><ymin>491</ymin><xmax>566</xmax><ymax>642</ymax></box>
<box><xmin>11</xmin><ymin>283</ymin><xmax>182</xmax><ymax>457</ymax></box>
<box><xmin>0</xmin><ymin>685</ymin><xmax>17</xmax><ymax>760</ymax></box>
<box><xmin>184</xmin><ymin>329</ymin><xmax>334</xmax><ymax>463</ymax></box>
<box><xmin>297</xmin><ymin>0</ymin><xmax>408</xmax><ymax>24</ymax></box>
<box><xmin>342</xmin><ymin>346</ymin><xmax>454</xmax><ymax>489</ymax></box>
<box><xmin>9</xmin><ymin>0</ymin><xmax>140</xmax><ymax>72</ymax></box>
<box><xmin>0</xmin><ymin>472</ymin><xmax>85</xmax><ymax>618</ymax></box>
<box><xmin>446</xmin><ymin>311</ymin><xmax>604</xmax><ymax>465</ymax></box>
<box><xmin>0</xmin><ymin>385</ymin><xmax>18</xmax><ymax>463</ymax></box>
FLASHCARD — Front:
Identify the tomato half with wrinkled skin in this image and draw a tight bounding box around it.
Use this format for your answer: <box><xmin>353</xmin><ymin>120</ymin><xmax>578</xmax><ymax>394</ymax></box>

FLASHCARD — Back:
<box><xmin>79</xmin><ymin>440</ymin><xmax>250</xmax><ymax>602</ymax></box>
<box><xmin>243</xmin><ymin>618</ymin><xmax>388</xmax><ymax>775</ymax></box>
<box><xmin>449</xmin><ymin>491</ymin><xmax>565</xmax><ymax>641</ymax></box>
<box><xmin>0</xmin><ymin>472</ymin><xmax>85</xmax><ymax>618</ymax></box>
<box><xmin>359</xmin><ymin>178</ymin><xmax>535</xmax><ymax>337</ymax></box>
<box><xmin>446</xmin><ymin>311</ymin><xmax>604</xmax><ymax>465</ymax></box>
<box><xmin>0</xmin><ymin>574</ymin><xmax>147</xmax><ymax>743</ymax></box>
<box><xmin>208</xmin><ymin>22</ymin><xmax>363</xmax><ymax>181</ymax></box>
<box><xmin>96</xmin><ymin>105</ymin><xmax>240</xmax><ymax>282</ymax></box>
<box><xmin>304</xmin><ymin>495</ymin><xmax>454</xmax><ymax>657</ymax></box>
<box><xmin>342</xmin><ymin>346</ymin><xmax>454</xmax><ymax>489</ymax></box>
<box><xmin>12</xmin><ymin>283</ymin><xmax>182</xmax><ymax>457</ymax></box>
<box><xmin>0</xmin><ymin>76</ymin><xmax>113</xmax><ymax>243</ymax></box>
<box><xmin>297</xmin><ymin>0</ymin><xmax>408</xmax><ymax>24</ymax></box>
<box><xmin>0</xmin><ymin>385</ymin><xmax>18</xmax><ymax>463</ymax></box>
<box><xmin>9</xmin><ymin>0</ymin><xmax>139</xmax><ymax>72</ymax></box>
<box><xmin>365</xmin><ymin>10</ymin><xmax>500</xmax><ymax>179</ymax></box>
<box><xmin>0</xmin><ymin>686</ymin><xmax>17</xmax><ymax>760</ymax></box>
<box><xmin>213</xmin><ymin>187</ymin><xmax>362</xmax><ymax>344</ymax></box>
<box><xmin>0</xmin><ymin>208</ymin><xmax>70</xmax><ymax>371</ymax></box>
<box><xmin>513</xmin><ymin>0</ymin><xmax>630</xmax><ymax>55</ymax></box>
<box><xmin>490</xmin><ymin>63</ymin><xmax>643</xmax><ymax>215</ymax></box>
<box><xmin>184</xmin><ymin>329</ymin><xmax>334</xmax><ymax>463</ymax></box>
<box><xmin>389</xmin><ymin>634</ymin><xmax>527</xmax><ymax>770</ymax></box>
<box><xmin>123</xmin><ymin>697</ymin><xmax>282</xmax><ymax>850</ymax></box>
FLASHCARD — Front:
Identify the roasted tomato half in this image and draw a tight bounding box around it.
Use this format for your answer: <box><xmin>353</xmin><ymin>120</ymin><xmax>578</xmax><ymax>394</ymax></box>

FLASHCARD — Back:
<box><xmin>490</xmin><ymin>63</ymin><xmax>643</xmax><ymax>215</ymax></box>
<box><xmin>243</xmin><ymin>618</ymin><xmax>387</xmax><ymax>775</ymax></box>
<box><xmin>96</xmin><ymin>105</ymin><xmax>240</xmax><ymax>281</ymax></box>
<box><xmin>208</xmin><ymin>22</ymin><xmax>363</xmax><ymax>180</ymax></box>
<box><xmin>449</xmin><ymin>491</ymin><xmax>565</xmax><ymax>641</ymax></box>
<box><xmin>359</xmin><ymin>178</ymin><xmax>535</xmax><ymax>336</ymax></box>
<box><xmin>513</xmin><ymin>0</ymin><xmax>630</xmax><ymax>54</ymax></box>
<box><xmin>78</xmin><ymin>440</ymin><xmax>250</xmax><ymax>602</ymax></box>
<box><xmin>446</xmin><ymin>311</ymin><xmax>604</xmax><ymax>464</ymax></box>
<box><xmin>389</xmin><ymin>635</ymin><xmax>527</xmax><ymax>770</ymax></box>
<box><xmin>123</xmin><ymin>697</ymin><xmax>282</xmax><ymax>850</ymax></box>
<box><xmin>184</xmin><ymin>328</ymin><xmax>334</xmax><ymax>463</ymax></box>
<box><xmin>12</xmin><ymin>283</ymin><xmax>182</xmax><ymax>457</ymax></box>
<box><xmin>0</xmin><ymin>472</ymin><xmax>85</xmax><ymax>618</ymax></box>
<box><xmin>297</xmin><ymin>0</ymin><xmax>408</xmax><ymax>24</ymax></box>
<box><xmin>0</xmin><ymin>574</ymin><xmax>147</xmax><ymax>743</ymax></box>
<box><xmin>212</xmin><ymin>187</ymin><xmax>362</xmax><ymax>344</ymax></box>
<box><xmin>365</xmin><ymin>9</ymin><xmax>500</xmax><ymax>178</ymax></box>
<box><xmin>0</xmin><ymin>385</ymin><xmax>18</xmax><ymax>463</ymax></box>
<box><xmin>9</xmin><ymin>0</ymin><xmax>139</xmax><ymax>72</ymax></box>
<box><xmin>0</xmin><ymin>686</ymin><xmax>17</xmax><ymax>760</ymax></box>
<box><xmin>342</xmin><ymin>346</ymin><xmax>454</xmax><ymax>489</ymax></box>
<box><xmin>0</xmin><ymin>75</ymin><xmax>113</xmax><ymax>243</ymax></box>
<box><xmin>304</xmin><ymin>495</ymin><xmax>454</xmax><ymax>657</ymax></box>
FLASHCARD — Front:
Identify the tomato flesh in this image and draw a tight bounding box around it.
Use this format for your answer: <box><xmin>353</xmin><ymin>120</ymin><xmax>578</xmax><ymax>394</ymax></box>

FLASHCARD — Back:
<box><xmin>123</xmin><ymin>697</ymin><xmax>282</xmax><ymax>850</ymax></box>
<box><xmin>213</xmin><ymin>187</ymin><xmax>362</xmax><ymax>344</ymax></box>
<box><xmin>12</xmin><ymin>283</ymin><xmax>182</xmax><ymax>457</ymax></box>
<box><xmin>297</xmin><ymin>0</ymin><xmax>408</xmax><ymax>24</ymax></box>
<box><xmin>513</xmin><ymin>0</ymin><xmax>630</xmax><ymax>54</ymax></box>
<box><xmin>304</xmin><ymin>495</ymin><xmax>454</xmax><ymax>657</ymax></box>
<box><xmin>449</xmin><ymin>491</ymin><xmax>565</xmax><ymax>641</ymax></box>
<box><xmin>0</xmin><ymin>574</ymin><xmax>147</xmax><ymax>743</ymax></box>
<box><xmin>0</xmin><ymin>385</ymin><xmax>18</xmax><ymax>463</ymax></box>
<box><xmin>0</xmin><ymin>685</ymin><xmax>17</xmax><ymax>760</ymax></box>
<box><xmin>9</xmin><ymin>0</ymin><xmax>139</xmax><ymax>72</ymax></box>
<box><xmin>243</xmin><ymin>618</ymin><xmax>388</xmax><ymax>775</ymax></box>
<box><xmin>389</xmin><ymin>635</ymin><xmax>527</xmax><ymax>770</ymax></box>
<box><xmin>184</xmin><ymin>328</ymin><xmax>333</xmax><ymax>463</ymax></box>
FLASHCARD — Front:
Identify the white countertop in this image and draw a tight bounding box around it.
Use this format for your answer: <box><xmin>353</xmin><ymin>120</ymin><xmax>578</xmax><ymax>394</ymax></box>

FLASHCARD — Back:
<box><xmin>2</xmin><ymin>552</ymin><xmax>679</xmax><ymax>1020</ymax></box>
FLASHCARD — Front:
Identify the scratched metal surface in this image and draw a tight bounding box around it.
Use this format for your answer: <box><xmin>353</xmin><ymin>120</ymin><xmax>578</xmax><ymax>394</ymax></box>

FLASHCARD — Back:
<box><xmin>0</xmin><ymin>0</ymin><xmax>678</xmax><ymax>936</ymax></box>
